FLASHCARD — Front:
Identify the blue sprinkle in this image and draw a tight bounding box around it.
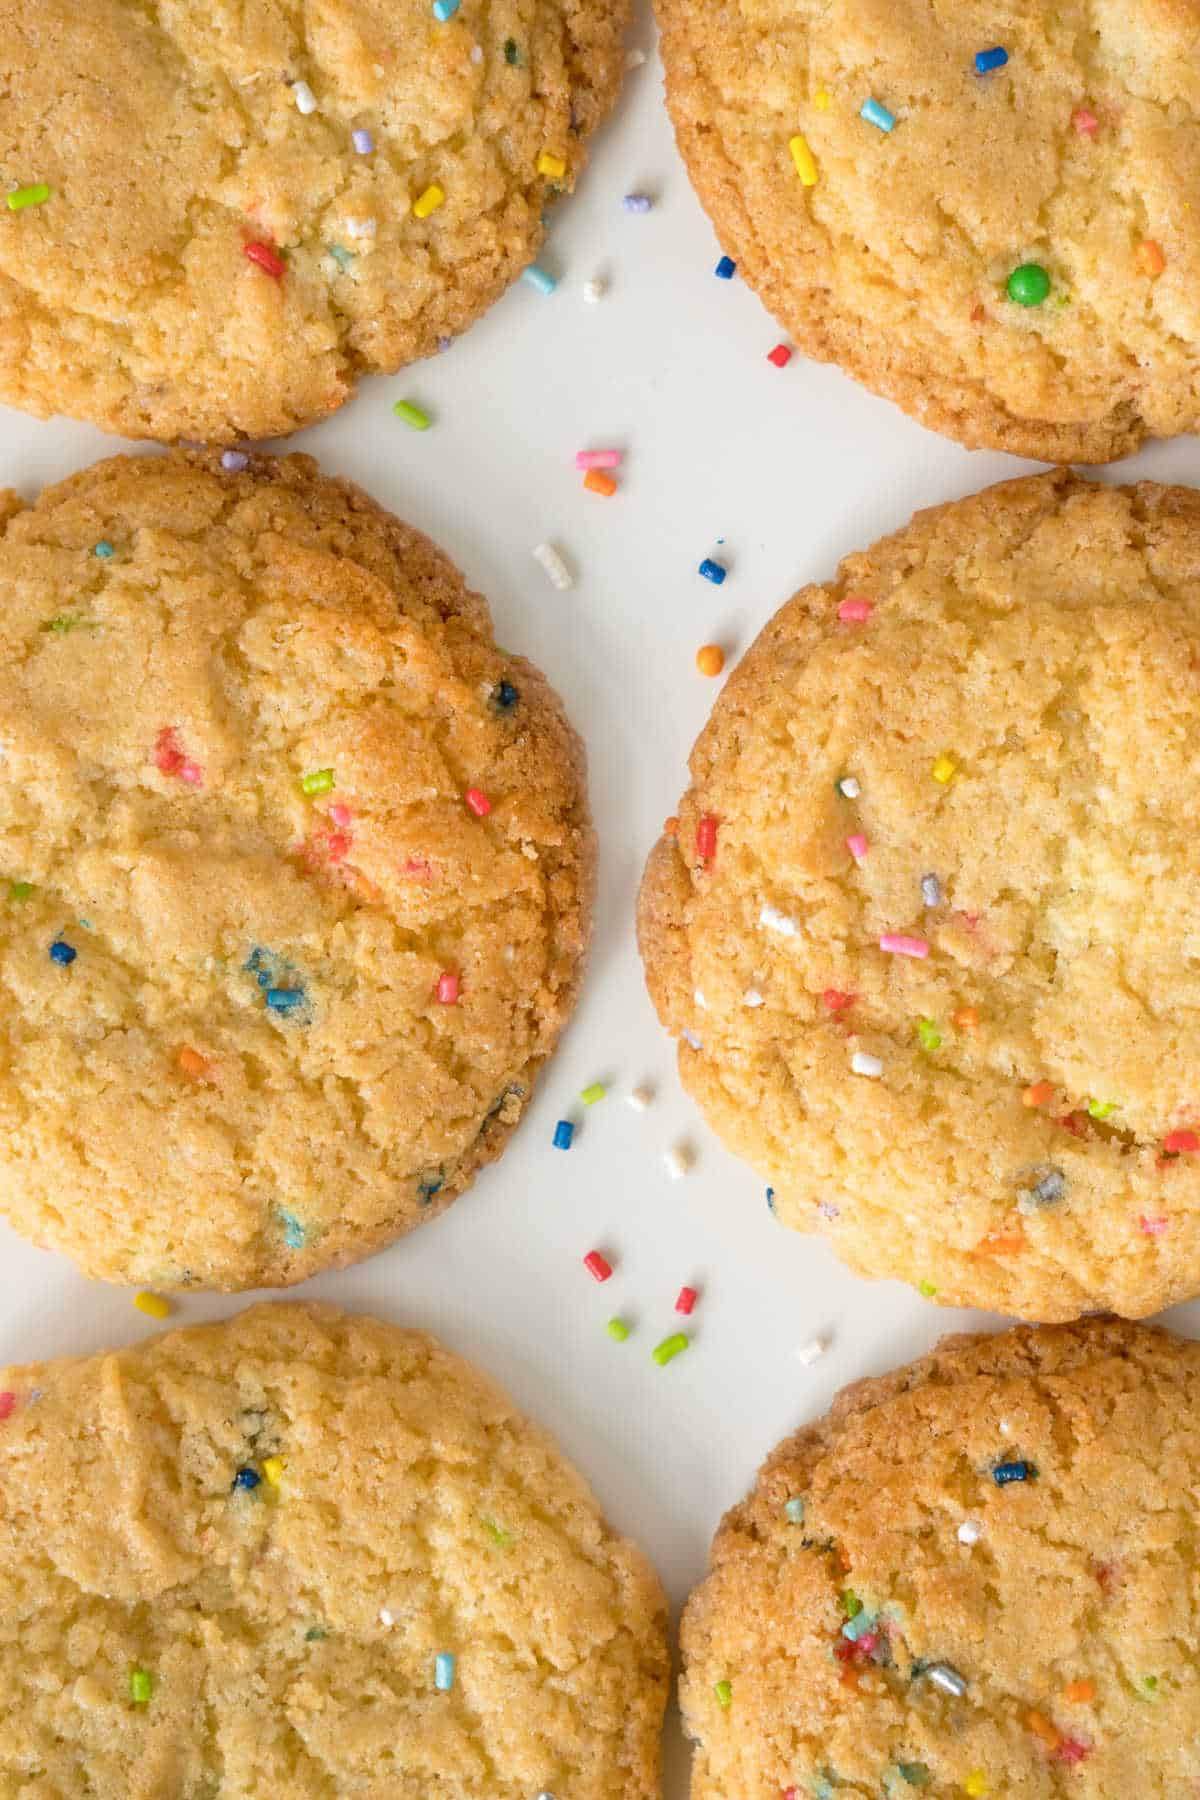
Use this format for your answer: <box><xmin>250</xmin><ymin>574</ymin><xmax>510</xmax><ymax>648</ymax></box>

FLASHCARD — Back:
<box><xmin>232</xmin><ymin>1466</ymin><xmax>261</xmax><ymax>1491</ymax></box>
<box><xmin>494</xmin><ymin>680</ymin><xmax>519</xmax><ymax>710</ymax></box>
<box><xmin>975</xmin><ymin>46</ymin><xmax>1009</xmax><ymax>73</ymax></box>
<box><xmin>553</xmin><ymin>1119</ymin><xmax>574</xmax><ymax>1150</ymax></box>
<box><xmin>860</xmin><ymin>97</ymin><xmax>896</xmax><ymax>132</ymax></box>
<box><xmin>351</xmin><ymin>128</ymin><xmax>374</xmax><ymax>154</ymax></box>
<box><xmin>992</xmin><ymin>1459</ymin><xmax>1035</xmax><ymax>1486</ymax></box>
<box><xmin>266</xmin><ymin>987</ymin><xmax>304</xmax><ymax>1013</ymax></box>
<box><xmin>698</xmin><ymin>558</ymin><xmax>727</xmax><ymax>586</ymax></box>
<box><xmin>433</xmin><ymin>0</ymin><xmax>460</xmax><ymax>16</ymax></box>
<box><xmin>418</xmin><ymin>1175</ymin><xmax>444</xmax><ymax>1204</ymax></box>
<box><xmin>522</xmin><ymin>265</ymin><xmax>557</xmax><ymax>296</ymax></box>
<box><xmin>279</xmin><ymin>1211</ymin><xmax>307</xmax><ymax>1249</ymax></box>
<box><xmin>623</xmin><ymin>193</ymin><xmax>652</xmax><ymax>213</ymax></box>
<box><xmin>48</xmin><ymin>940</ymin><xmax>76</xmax><ymax>966</ymax></box>
<box><xmin>434</xmin><ymin>1652</ymin><xmax>456</xmax><ymax>1691</ymax></box>
<box><xmin>766</xmin><ymin>1187</ymin><xmax>776</xmax><ymax>1211</ymax></box>
<box><xmin>93</xmin><ymin>540</ymin><xmax>115</xmax><ymax>559</ymax></box>
<box><xmin>714</xmin><ymin>255</ymin><xmax>736</xmax><ymax>279</ymax></box>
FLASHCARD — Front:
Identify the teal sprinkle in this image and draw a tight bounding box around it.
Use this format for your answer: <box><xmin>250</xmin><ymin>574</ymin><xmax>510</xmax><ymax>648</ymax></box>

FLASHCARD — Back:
<box><xmin>784</xmin><ymin>1497</ymin><xmax>806</xmax><ymax>1523</ymax></box>
<box><xmin>840</xmin><ymin>1609</ymin><xmax>878</xmax><ymax>1642</ymax></box>
<box><xmin>328</xmin><ymin>244</ymin><xmax>354</xmax><ymax>271</ymax></box>
<box><xmin>279</xmin><ymin>1211</ymin><xmax>307</xmax><ymax>1249</ymax></box>
<box><xmin>93</xmin><ymin>540</ymin><xmax>115</xmax><ymax>558</ymax></box>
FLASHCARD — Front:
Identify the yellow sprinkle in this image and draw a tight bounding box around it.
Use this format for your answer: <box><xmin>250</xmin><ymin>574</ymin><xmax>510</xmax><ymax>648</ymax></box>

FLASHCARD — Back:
<box><xmin>789</xmin><ymin>133</ymin><xmax>818</xmax><ymax>186</ymax></box>
<box><xmin>413</xmin><ymin>184</ymin><xmax>445</xmax><ymax>219</ymax></box>
<box><xmin>964</xmin><ymin>1776</ymin><xmax>989</xmax><ymax>1798</ymax></box>
<box><xmin>262</xmin><ymin>1456</ymin><xmax>287</xmax><ymax>1487</ymax></box>
<box><xmin>134</xmin><ymin>1292</ymin><xmax>171</xmax><ymax>1320</ymax></box>
<box><xmin>932</xmin><ymin>754</ymin><xmax>958</xmax><ymax>784</ymax></box>
<box><xmin>537</xmin><ymin>150</ymin><xmax>566</xmax><ymax>180</ymax></box>
<box><xmin>813</xmin><ymin>90</ymin><xmax>831</xmax><ymax>109</ymax></box>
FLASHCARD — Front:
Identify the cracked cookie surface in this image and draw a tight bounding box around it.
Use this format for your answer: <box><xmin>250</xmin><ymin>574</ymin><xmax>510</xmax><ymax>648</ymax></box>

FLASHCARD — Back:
<box><xmin>681</xmin><ymin>1318</ymin><xmax>1200</xmax><ymax>1799</ymax></box>
<box><xmin>0</xmin><ymin>1301</ymin><xmax>668</xmax><ymax>1799</ymax></box>
<box><xmin>0</xmin><ymin>0</ymin><xmax>625</xmax><ymax>441</ymax></box>
<box><xmin>639</xmin><ymin>471</ymin><xmax>1200</xmax><ymax>1320</ymax></box>
<box><xmin>655</xmin><ymin>0</ymin><xmax>1200</xmax><ymax>461</ymax></box>
<box><xmin>0</xmin><ymin>449</ymin><xmax>593</xmax><ymax>1289</ymax></box>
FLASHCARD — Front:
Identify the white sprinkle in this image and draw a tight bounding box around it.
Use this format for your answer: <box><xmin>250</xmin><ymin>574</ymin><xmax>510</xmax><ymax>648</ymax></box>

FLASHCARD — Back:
<box><xmin>759</xmin><ymin>902</ymin><xmax>799</xmax><ymax>936</ymax></box>
<box><xmin>743</xmin><ymin>987</ymin><xmax>764</xmax><ymax>1008</ymax></box>
<box><xmin>582</xmin><ymin>277</ymin><xmax>606</xmax><ymax>304</ymax></box>
<box><xmin>532</xmin><ymin>542</ymin><xmax>573</xmax><ymax>590</ymax></box>
<box><xmin>836</xmin><ymin>775</ymin><xmax>860</xmax><ymax>798</ymax></box>
<box><xmin>851</xmin><ymin>1051</ymin><xmax>883</xmax><ymax>1078</ymax></box>
<box><xmin>795</xmin><ymin>1335</ymin><xmax>827</xmax><ymax>1366</ymax></box>
<box><xmin>693</xmin><ymin>989</ymin><xmax>708</xmax><ymax>1010</ymax></box>
<box><xmin>625</xmin><ymin>47</ymin><xmax>647</xmax><ymax>68</ymax></box>
<box><xmin>379</xmin><ymin>1607</ymin><xmax>395</xmax><ymax>1626</ymax></box>
<box><xmin>926</xmin><ymin>1662</ymin><xmax>969</xmax><ymax>1697</ymax></box>
<box><xmin>293</xmin><ymin>80</ymin><xmax>318</xmax><ymax>114</ymax></box>
<box><xmin>681</xmin><ymin>1029</ymin><xmax>702</xmax><ymax>1050</ymax></box>
<box><xmin>345</xmin><ymin>216</ymin><xmax>377</xmax><ymax>240</ymax></box>
<box><xmin>663</xmin><ymin>1145</ymin><xmax>693</xmax><ymax>1180</ymax></box>
<box><xmin>470</xmin><ymin>43</ymin><xmax>484</xmax><ymax>62</ymax></box>
<box><xmin>957</xmin><ymin>1519</ymin><xmax>983</xmax><ymax>1546</ymax></box>
<box><xmin>627</xmin><ymin>1084</ymin><xmax>653</xmax><ymax>1111</ymax></box>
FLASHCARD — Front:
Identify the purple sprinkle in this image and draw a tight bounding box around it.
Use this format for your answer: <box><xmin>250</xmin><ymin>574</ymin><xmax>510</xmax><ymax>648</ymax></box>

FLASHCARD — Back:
<box><xmin>221</xmin><ymin>450</ymin><xmax>249</xmax><ymax>472</ymax></box>
<box><xmin>352</xmin><ymin>128</ymin><xmax>374</xmax><ymax>155</ymax></box>
<box><xmin>436</xmin><ymin>336</ymin><xmax>453</xmax><ymax>353</ymax></box>
<box><xmin>623</xmin><ymin>193</ymin><xmax>653</xmax><ymax>213</ymax></box>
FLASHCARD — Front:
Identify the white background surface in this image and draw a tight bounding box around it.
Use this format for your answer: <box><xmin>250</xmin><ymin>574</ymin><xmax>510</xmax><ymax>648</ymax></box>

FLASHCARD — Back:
<box><xmin>4</xmin><ymin>13</ymin><xmax>1200</xmax><ymax>1794</ymax></box>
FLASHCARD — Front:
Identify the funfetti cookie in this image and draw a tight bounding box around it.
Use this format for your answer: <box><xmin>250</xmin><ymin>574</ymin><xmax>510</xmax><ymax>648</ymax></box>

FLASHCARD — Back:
<box><xmin>655</xmin><ymin>0</ymin><xmax>1200</xmax><ymax>461</ymax></box>
<box><xmin>0</xmin><ymin>1302</ymin><xmax>669</xmax><ymax>1798</ymax></box>
<box><xmin>0</xmin><ymin>449</ymin><xmax>593</xmax><ymax>1289</ymax></box>
<box><xmin>640</xmin><ymin>470</ymin><xmax>1200</xmax><ymax>1321</ymax></box>
<box><xmin>0</xmin><ymin>0</ymin><xmax>625</xmax><ymax>440</ymax></box>
<box><xmin>681</xmin><ymin>1318</ymin><xmax>1200</xmax><ymax>1799</ymax></box>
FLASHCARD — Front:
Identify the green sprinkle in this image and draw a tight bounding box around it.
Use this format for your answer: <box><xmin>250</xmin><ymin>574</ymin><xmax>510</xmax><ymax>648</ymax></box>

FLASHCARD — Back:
<box><xmin>916</xmin><ymin>1018</ymin><xmax>942</xmax><ymax>1052</ymax></box>
<box><xmin>714</xmin><ymin>1679</ymin><xmax>732</xmax><ymax>1709</ymax></box>
<box><xmin>504</xmin><ymin>37</ymin><xmax>521</xmax><ymax>62</ymax></box>
<box><xmin>41</xmin><ymin>615</ymin><xmax>95</xmax><ymax>634</ymax></box>
<box><xmin>841</xmin><ymin>1589</ymin><xmax>862</xmax><ymax>1619</ymax></box>
<box><xmin>482</xmin><ymin>1517</ymin><xmax>513</xmax><ymax>1547</ymax></box>
<box><xmin>328</xmin><ymin>244</ymin><xmax>355</xmax><ymax>270</ymax></box>
<box><xmin>606</xmin><ymin>1317</ymin><xmax>631</xmax><ymax>1342</ymax></box>
<box><xmin>918</xmin><ymin>1279</ymin><xmax>937</xmax><ymax>1298</ymax></box>
<box><xmin>1141</xmin><ymin>1674</ymin><xmax>1159</xmax><ymax>1698</ymax></box>
<box><xmin>394</xmin><ymin>399</ymin><xmax>431</xmax><ymax>430</ymax></box>
<box><xmin>784</xmin><ymin>1496</ymin><xmax>806</xmax><ymax>1523</ymax></box>
<box><xmin>898</xmin><ymin>1766</ymin><xmax>931</xmax><ymax>1789</ymax></box>
<box><xmin>129</xmin><ymin>1668</ymin><xmax>152</xmax><ymax>1705</ymax></box>
<box><xmin>7</xmin><ymin>183</ymin><xmax>50</xmax><ymax>212</ymax></box>
<box><xmin>304</xmin><ymin>1626</ymin><xmax>327</xmax><ymax>1642</ymax></box>
<box><xmin>652</xmin><ymin>1332</ymin><xmax>689</xmax><ymax>1367</ymax></box>
<box><xmin>580</xmin><ymin>1081</ymin><xmax>606</xmax><ymax>1105</ymax></box>
<box><xmin>1006</xmin><ymin>262</ymin><xmax>1051</xmax><ymax>307</ymax></box>
<box><xmin>300</xmin><ymin>768</ymin><xmax>335</xmax><ymax>796</ymax></box>
<box><xmin>7</xmin><ymin>881</ymin><xmax>33</xmax><ymax>902</ymax></box>
<box><xmin>1087</xmin><ymin>1099</ymin><xmax>1117</xmax><ymax>1119</ymax></box>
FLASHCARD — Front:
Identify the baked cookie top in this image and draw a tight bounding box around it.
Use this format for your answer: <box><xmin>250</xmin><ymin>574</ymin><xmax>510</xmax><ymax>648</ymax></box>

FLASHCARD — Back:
<box><xmin>0</xmin><ymin>450</ymin><xmax>592</xmax><ymax>1289</ymax></box>
<box><xmin>639</xmin><ymin>472</ymin><xmax>1200</xmax><ymax>1321</ymax></box>
<box><xmin>0</xmin><ymin>0</ymin><xmax>624</xmax><ymax>441</ymax></box>
<box><xmin>655</xmin><ymin>0</ymin><xmax>1200</xmax><ymax>462</ymax></box>
<box><xmin>0</xmin><ymin>1302</ymin><xmax>668</xmax><ymax>1798</ymax></box>
<box><xmin>681</xmin><ymin>1318</ymin><xmax>1200</xmax><ymax>1800</ymax></box>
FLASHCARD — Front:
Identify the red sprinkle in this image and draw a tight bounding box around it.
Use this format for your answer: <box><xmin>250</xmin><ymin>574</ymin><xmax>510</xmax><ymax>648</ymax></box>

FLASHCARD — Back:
<box><xmin>1163</xmin><ymin>1129</ymin><xmax>1199</xmax><ymax>1154</ymax></box>
<box><xmin>245</xmin><ymin>239</ymin><xmax>286</xmax><ymax>278</ymax></box>
<box><xmin>1072</xmin><ymin>106</ymin><xmax>1099</xmax><ymax>136</ymax></box>
<box><xmin>767</xmin><ymin>344</ymin><xmax>792</xmax><ymax>368</ymax></box>
<box><xmin>0</xmin><ymin>1392</ymin><xmax>15</xmax><ymax>1422</ymax></box>
<box><xmin>324</xmin><ymin>831</ymin><xmax>351</xmax><ymax>865</ymax></box>
<box><xmin>465</xmin><ymin>787</ymin><xmax>492</xmax><ymax>817</ymax></box>
<box><xmin>823</xmin><ymin>989</ymin><xmax>856</xmax><ymax>1013</ymax></box>
<box><xmin>696</xmin><ymin>814</ymin><xmax>718</xmax><ymax>865</ymax></box>
<box><xmin>401</xmin><ymin>856</ymin><xmax>433</xmax><ymax>881</ymax></box>
<box><xmin>675</xmin><ymin>1285</ymin><xmax>698</xmax><ymax>1315</ymax></box>
<box><xmin>583</xmin><ymin>1250</ymin><xmax>613</xmax><ymax>1283</ymax></box>
<box><xmin>154</xmin><ymin>727</ymin><xmax>203</xmax><ymax>788</ymax></box>
<box><xmin>1140</xmin><ymin>1215</ymin><xmax>1170</xmax><ymax>1236</ymax></box>
<box><xmin>436</xmin><ymin>971</ymin><xmax>460</xmax><ymax>1005</ymax></box>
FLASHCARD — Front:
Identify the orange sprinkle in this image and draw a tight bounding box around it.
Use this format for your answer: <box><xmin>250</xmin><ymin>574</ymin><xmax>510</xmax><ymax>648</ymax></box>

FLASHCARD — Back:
<box><xmin>1064</xmin><ymin>1681</ymin><xmax>1095</xmax><ymax>1704</ymax></box>
<box><xmin>839</xmin><ymin>1664</ymin><xmax>864</xmax><ymax>1691</ymax></box>
<box><xmin>1026</xmin><ymin>1711</ymin><xmax>1061</xmax><ymax>1752</ymax></box>
<box><xmin>696</xmin><ymin>644</ymin><xmax>725</xmax><ymax>677</ymax></box>
<box><xmin>974</xmin><ymin>1227</ymin><xmax>1026</xmax><ymax>1257</ymax></box>
<box><xmin>953</xmin><ymin>1006</ymin><xmax>980</xmax><ymax>1030</ymax></box>
<box><xmin>664</xmin><ymin>815</ymin><xmax>680</xmax><ymax>837</ymax></box>
<box><xmin>1023</xmin><ymin>1081</ymin><xmax>1055</xmax><ymax>1108</ymax></box>
<box><xmin>583</xmin><ymin>469</ymin><xmax>617</xmax><ymax>497</ymax></box>
<box><xmin>177</xmin><ymin>1046</ymin><xmax>212</xmax><ymax>1082</ymax></box>
<box><xmin>1136</xmin><ymin>239</ymin><xmax>1166</xmax><ymax>278</ymax></box>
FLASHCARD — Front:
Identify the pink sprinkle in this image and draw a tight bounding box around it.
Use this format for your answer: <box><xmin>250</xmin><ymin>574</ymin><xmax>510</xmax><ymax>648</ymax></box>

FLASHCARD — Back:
<box><xmin>179</xmin><ymin>760</ymin><xmax>204</xmax><ymax>788</ymax></box>
<box><xmin>0</xmin><ymin>1392</ymin><xmax>15</xmax><ymax>1422</ymax></box>
<box><xmin>1140</xmin><ymin>1215</ymin><xmax>1170</xmax><ymax>1236</ymax></box>
<box><xmin>325</xmin><ymin>831</ymin><xmax>351</xmax><ymax>865</ymax></box>
<box><xmin>846</xmin><ymin>834</ymin><xmax>869</xmax><ymax>861</ymax></box>
<box><xmin>575</xmin><ymin>450</ymin><xmax>622</xmax><ymax>470</ymax></box>
<box><xmin>879</xmin><ymin>933</ymin><xmax>929</xmax><ymax>959</ymax></box>
<box><xmin>1056</xmin><ymin>1740</ymin><xmax>1090</xmax><ymax>1766</ymax></box>
<box><xmin>675</xmin><ymin>1285</ymin><xmax>698</xmax><ymax>1315</ymax></box>
<box><xmin>1072</xmin><ymin>107</ymin><xmax>1098</xmax><ymax>136</ymax></box>
<box><xmin>855</xmin><ymin>1631</ymin><xmax>879</xmax><ymax>1656</ymax></box>
<box><xmin>328</xmin><ymin>803</ymin><xmax>352</xmax><ymax>828</ymax></box>
<box><xmin>823</xmin><ymin>989</ymin><xmax>856</xmax><ymax>1013</ymax></box>
<box><xmin>838</xmin><ymin>596</ymin><xmax>873</xmax><ymax>623</ymax></box>
<box><xmin>465</xmin><ymin>787</ymin><xmax>492</xmax><ymax>817</ymax></box>
<box><xmin>436</xmin><ymin>970</ymin><xmax>460</xmax><ymax>1005</ymax></box>
<box><xmin>401</xmin><ymin>856</ymin><xmax>433</xmax><ymax>881</ymax></box>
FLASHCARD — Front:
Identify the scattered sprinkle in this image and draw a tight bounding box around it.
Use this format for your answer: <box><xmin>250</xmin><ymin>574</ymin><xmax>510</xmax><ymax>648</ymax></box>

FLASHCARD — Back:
<box><xmin>653</xmin><ymin>1331</ymin><xmax>690</xmax><ymax>1366</ymax></box>
<box><xmin>698</xmin><ymin>557</ymin><xmax>727</xmax><ymax>585</ymax></box>
<box><xmin>130</xmin><ymin>1668</ymin><xmax>153</xmax><ymax>1705</ymax></box>
<box><xmin>49</xmin><ymin>940</ymin><xmax>76</xmax><ymax>966</ymax></box>
<box><xmin>860</xmin><ymin>98</ymin><xmax>896</xmax><ymax>132</ymax></box>
<box><xmin>0</xmin><ymin>1394</ymin><xmax>15</xmax><ymax>1422</ymax></box>
<box><xmin>975</xmin><ymin>46</ymin><xmax>1009</xmax><ymax>72</ymax></box>
<box><xmin>784</xmin><ymin>1497</ymin><xmax>806</xmax><ymax>1523</ymax></box>
<box><xmin>663</xmin><ymin>1145</ymin><xmax>692</xmax><ymax>1179</ymax></box>
<box><xmin>879</xmin><ymin>933</ymin><xmax>928</xmax><ymax>958</ymax></box>
<box><xmin>221</xmin><ymin>450</ymin><xmax>249</xmax><ymax>472</ymax></box>
<box><xmin>851</xmin><ymin>1050</ymin><xmax>883</xmax><ymax>1078</ymax></box>
<box><xmin>993</xmin><ymin>1459</ymin><xmax>1035</xmax><ymax>1486</ymax></box>
<box><xmin>266</xmin><ymin>987</ymin><xmax>304</xmax><ymax>1014</ymax></box>
<box><xmin>675</xmin><ymin>1285</ymin><xmax>698</xmax><ymax>1314</ymax></box>
<box><xmin>964</xmin><ymin>1775</ymin><xmax>990</xmax><ymax>1798</ymax></box>
<box><xmin>1163</xmin><ymin>1129</ymin><xmax>1199</xmax><ymax>1153</ymax></box>
<box><xmin>292</xmin><ymin>79</ymin><xmax>317</xmax><ymax>113</ymax></box>
<box><xmin>279</xmin><ymin>1211</ymin><xmax>307</xmax><ymax>1248</ymax></box>
<box><xmin>538</xmin><ymin>149</ymin><xmax>567</xmax><ymax>179</ymax></box>
<box><xmin>300</xmin><ymin>768</ymin><xmax>334</xmax><ymax>796</ymax></box>
<box><xmin>932</xmin><ymin>754</ymin><xmax>957</xmax><ymax>784</ymax></box>
<box><xmin>580</xmin><ymin>1082</ymin><xmax>606</xmax><ymax>1105</ymax></box>
<box><xmin>1006</xmin><ymin>263</ymin><xmax>1051</xmax><ymax>307</ymax></box>
<box><xmin>380</xmin><ymin>1608</ymin><xmax>394</xmax><ymax>1626</ymax></box>
<box><xmin>1023</xmin><ymin>1081</ymin><xmax>1055</xmax><ymax>1108</ymax></box>
<box><xmin>954</xmin><ymin>1005</ymin><xmax>980</xmax><ymax>1029</ymax></box>
<box><xmin>837</xmin><ymin>596</ymin><xmax>872</xmax><ymax>623</ymax></box>
<box><xmin>767</xmin><ymin>343</ymin><xmax>792</xmax><ymax>367</ymax></box>
<box><xmin>504</xmin><ymin>37</ymin><xmax>520</xmax><ymax>63</ymax></box>
<box><xmin>583</xmin><ymin>468</ymin><xmax>617</xmax><ymax>496</ymax></box>
<box><xmin>1136</xmin><ymin>239</ymin><xmax>1166</xmax><ymax>278</ymax></box>
<box><xmin>823</xmin><ymin>989</ymin><xmax>855</xmax><ymax>1012</ymax></box>
<box><xmin>575</xmin><ymin>449</ymin><xmax>621</xmax><ymax>469</ymax></box>
<box><xmin>532</xmin><ymin>542</ymin><xmax>573</xmax><ymax>589</ymax></box>
<box><xmin>714</xmin><ymin>255</ymin><xmax>736</xmax><ymax>279</ymax></box>
<box><xmin>607</xmin><ymin>1317</ymin><xmax>631</xmax><ymax>1342</ymax></box>
<box><xmin>743</xmin><ymin>987</ymin><xmax>764</xmax><ymax>1007</ymax></box>
<box><xmin>625</xmin><ymin>47</ymin><xmax>646</xmax><ymax>68</ymax></box>
<box><xmin>522</xmin><ymin>264</ymin><xmax>557</xmax><ymax>295</ymax></box>
<box><xmin>795</xmin><ymin>1336</ymin><xmax>826</xmax><ymax>1365</ymax></box>
<box><xmin>414</xmin><ymin>185</ymin><xmax>445</xmax><ymax>219</ymax></box>
<box><xmin>696</xmin><ymin>644</ymin><xmax>725</xmax><ymax>677</ymax></box>
<box><xmin>232</xmin><ymin>1466</ymin><xmax>261</xmax><ymax>1492</ymax></box>
<box><xmin>714</xmin><ymin>1679</ymin><xmax>733</xmax><ymax>1708</ymax></box>
<box><xmin>436</xmin><ymin>970</ymin><xmax>460</xmax><ymax>1005</ymax></box>
<box><xmin>583</xmin><ymin>1250</ymin><xmax>613</xmax><ymax>1282</ymax></box>
<box><xmin>7</xmin><ymin>882</ymin><xmax>33</xmax><ymax>902</ymax></box>
<box><xmin>1025</xmin><ymin>1710</ymin><xmax>1060</xmax><ymax>1751</ymax></box>
<box><xmin>7</xmin><ymin>183</ymin><xmax>50</xmax><ymax>211</ymax></box>
<box><xmin>352</xmin><ymin>128</ymin><xmax>374</xmax><ymax>154</ymax></box>
<box><xmin>696</xmin><ymin>814</ymin><xmax>718</xmax><ymax>865</ymax></box>
<box><xmin>465</xmin><ymin>787</ymin><xmax>492</xmax><ymax>817</ymax></box>
<box><xmin>1024</xmin><ymin>1167</ymin><xmax>1066</xmax><ymax>1208</ymax></box>
<box><xmin>847</xmin><ymin>834</ymin><xmax>869</xmax><ymax>862</ymax></box>
<box><xmin>94</xmin><ymin>539</ymin><xmax>115</xmax><ymax>559</ymax></box>
<box><xmin>394</xmin><ymin>399</ymin><xmax>431</xmax><ymax>430</ymax></box>
<box><xmin>553</xmin><ymin>1119</ymin><xmax>574</xmax><ymax>1150</ymax></box>
<box><xmin>582</xmin><ymin>277</ymin><xmax>606</xmax><ymax>304</ymax></box>
<box><xmin>134</xmin><ymin>1292</ymin><xmax>171</xmax><ymax>1320</ymax></box>
<box><xmin>433</xmin><ymin>0</ymin><xmax>460</xmax><ymax>16</ymax></box>
<box><xmin>789</xmin><ymin>133</ymin><xmax>818</xmax><ymax>185</ymax></box>
<box><xmin>957</xmin><ymin>1518</ymin><xmax>984</xmax><ymax>1545</ymax></box>
<box><xmin>1072</xmin><ymin>106</ymin><xmax>1098</xmax><ymax>136</ymax></box>
<box><xmin>1087</xmin><ymin>1098</ymin><xmax>1116</xmax><ymax>1119</ymax></box>
<box><xmin>921</xmin><ymin>874</ymin><xmax>942</xmax><ymax>907</ymax></box>
<box><xmin>434</xmin><ymin>1652</ymin><xmax>456</xmax><ymax>1692</ymax></box>
<box><xmin>1140</xmin><ymin>1214</ymin><xmax>1170</xmax><ymax>1236</ymax></box>
<box><xmin>926</xmin><ymin>1662</ymin><xmax>968</xmax><ymax>1697</ymax></box>
<box><xmin>623</xmin><ymin>193</ymin><xmax>653</xmax><ymax>213</ymax></box>
<box><xmin>327</xmin><ymin>245</ymin><xmax>354</xmax><ymax>270</ymax></box>
<box><xmin>1064</xmin><ymin>1680</ymin><xmax>1095</xmax><ymax>1704</ymax></box>
<box><xmin>760</xmin><ymin>903</ymin><xmax>798</xmax><ymax>935</ymax></box>
<box><xmin>627</xmin><ymin>1084</ymin><xmax>653</xmax><ymax>1111</ymax></box>
<box><xmin>836</xmin><ymin>775</ymin><xmax>861</xmax><ymax>798</ymax></box>
<box><xmin>245</xmin><ymin>240</ymin><xmax>286</xmax><ymax>278</ymax></box>
<box><xmin>916</xmin><ymin>1018</ymin><xmax>942</xmax><ymax>1052</ymax></box>
<box><xmin>262</xmin><ymin>1456</ymin><xmax>286</xmax><ymax>1487</ymax></box>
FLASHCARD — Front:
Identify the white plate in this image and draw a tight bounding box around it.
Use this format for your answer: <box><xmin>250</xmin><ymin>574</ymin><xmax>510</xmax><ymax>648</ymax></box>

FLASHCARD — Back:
<box><xmin>2</xmin><ymin>11</ymin><xmax>1198</xmax><ymax>1793</ymax></box>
